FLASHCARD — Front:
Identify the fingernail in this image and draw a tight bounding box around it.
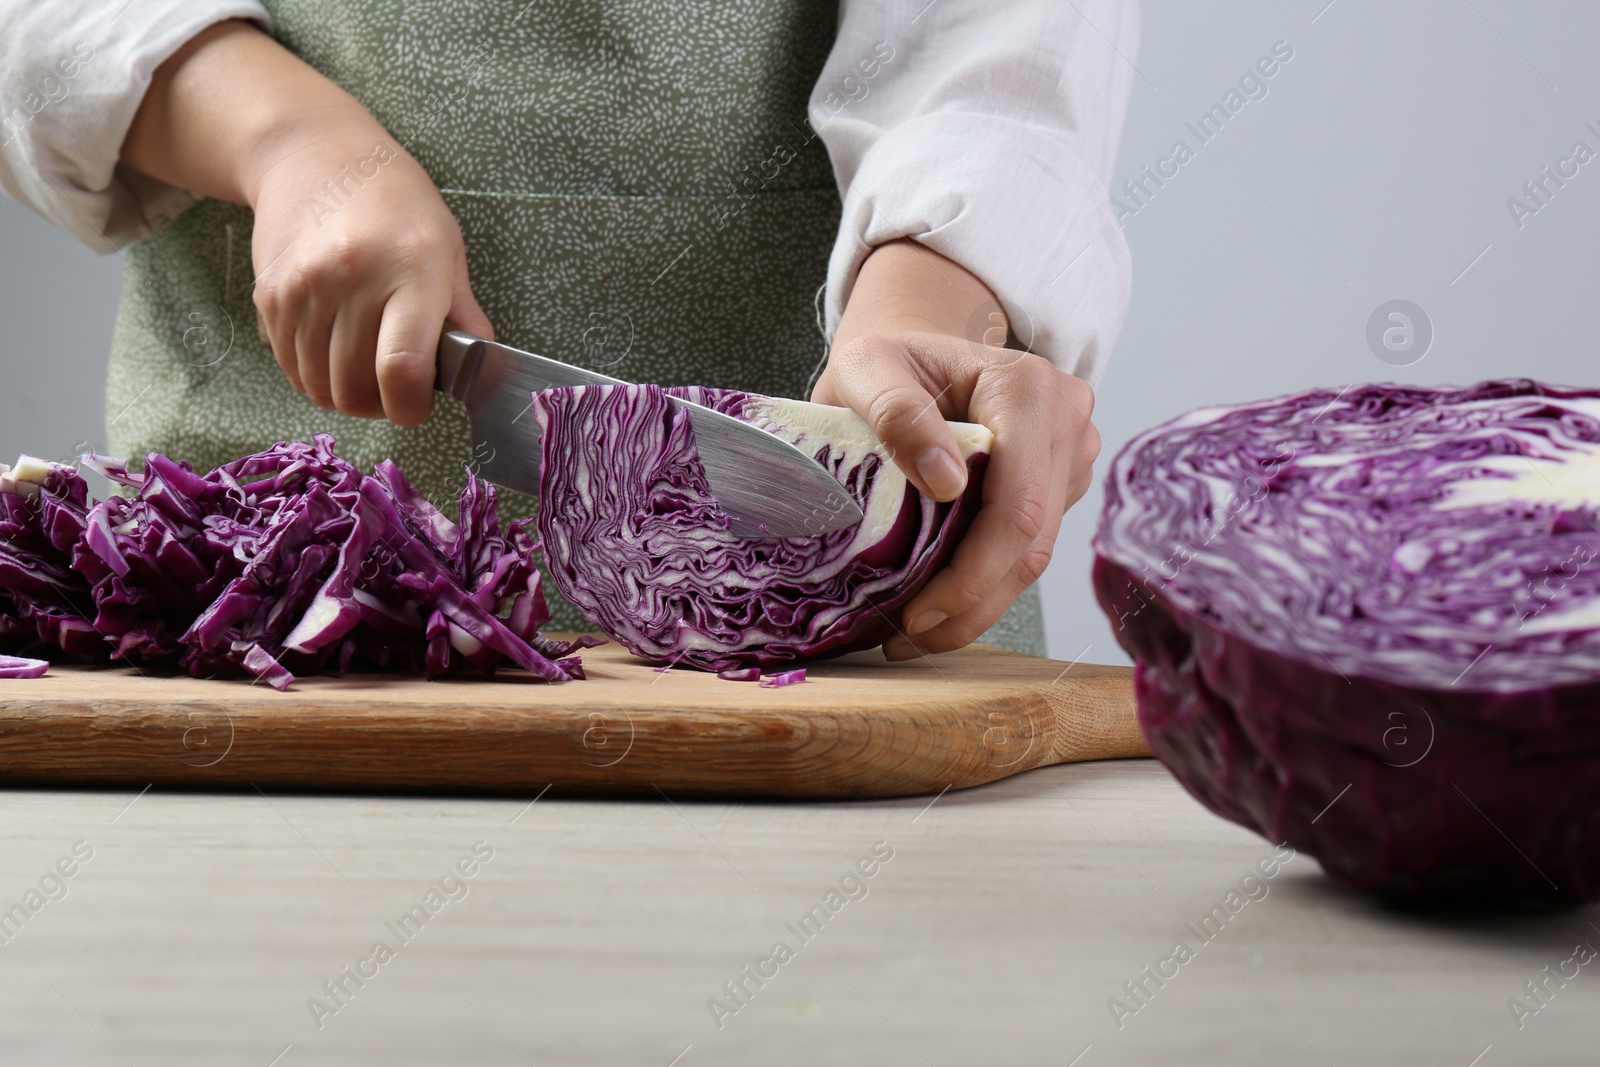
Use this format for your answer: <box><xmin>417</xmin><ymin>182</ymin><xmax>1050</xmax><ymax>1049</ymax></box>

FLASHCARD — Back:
<box><xmin>916</xmin><ymin>448</ymin><xmax>966</xmax><ymax>500</ymax></box>
<box><xmin>906</xmin><ymin>609</ymin><xmax>946</xmax><ymax>636</ymax></box>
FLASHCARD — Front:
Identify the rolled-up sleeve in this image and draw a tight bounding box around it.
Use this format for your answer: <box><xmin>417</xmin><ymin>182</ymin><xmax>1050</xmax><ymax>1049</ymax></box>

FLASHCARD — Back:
<box><xmin>811</xmin><ymin>0</ymin><xmax>1138</xmax><ymax>386</ymax></box>
<box><xmin>0</xmin><ymin>0</ymin><xmax>269</xmax><ymax>252</ymax></box>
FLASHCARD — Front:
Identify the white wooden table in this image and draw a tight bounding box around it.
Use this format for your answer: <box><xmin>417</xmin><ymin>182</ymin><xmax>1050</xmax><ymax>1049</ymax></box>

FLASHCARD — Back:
<box><xmin>0</xmin><ymin>760</ymin><xmax>1594</xmax><ymax>1065</ymax></box>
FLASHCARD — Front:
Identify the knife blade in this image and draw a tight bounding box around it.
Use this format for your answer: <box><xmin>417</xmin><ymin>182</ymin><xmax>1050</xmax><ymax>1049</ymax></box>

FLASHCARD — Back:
<box><xmin>434</xmin><ymin>330</ymin><xmax>864</xmax><ymax>538</ymax></box>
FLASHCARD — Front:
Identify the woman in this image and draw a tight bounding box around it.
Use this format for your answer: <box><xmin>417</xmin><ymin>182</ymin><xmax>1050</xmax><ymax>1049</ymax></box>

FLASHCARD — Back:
<box><xmin>0</xmin><ymin>0</ymin><xmax>1134</xmax><ymax>659</ymax></box>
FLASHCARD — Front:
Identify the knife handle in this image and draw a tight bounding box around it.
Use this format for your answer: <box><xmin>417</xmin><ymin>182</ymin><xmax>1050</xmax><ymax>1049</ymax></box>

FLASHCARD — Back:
<box><xmin>435</xmin><ymin>330</ymin><xmax>481</xmax><ymax>401</ymax></box>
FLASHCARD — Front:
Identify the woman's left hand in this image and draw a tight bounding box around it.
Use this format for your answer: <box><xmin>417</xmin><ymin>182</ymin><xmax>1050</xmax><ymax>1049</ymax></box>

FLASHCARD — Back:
<box><xmin>812</xmin><ymin>239</ymin><xmax>1100</xmax><ymax>660</ymax></box>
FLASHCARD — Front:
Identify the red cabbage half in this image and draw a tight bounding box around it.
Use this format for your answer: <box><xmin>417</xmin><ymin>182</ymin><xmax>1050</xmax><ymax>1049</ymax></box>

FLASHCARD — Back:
<box><xmin>532</xmin><ymin>384</ymin><xmax>991</xmax><ymax>671</ymax></box>
<box><xmin>1094</xmin><ymin>379</ymin><xmax>1600</xmax><ymax>905</ymax></box>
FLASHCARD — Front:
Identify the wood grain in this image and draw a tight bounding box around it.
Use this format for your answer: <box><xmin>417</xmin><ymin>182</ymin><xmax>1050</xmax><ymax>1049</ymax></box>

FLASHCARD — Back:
<box><xmin>0</xmin><ymin>638</ymin><xmax>1146</xmax><ymax>797</ymax></box>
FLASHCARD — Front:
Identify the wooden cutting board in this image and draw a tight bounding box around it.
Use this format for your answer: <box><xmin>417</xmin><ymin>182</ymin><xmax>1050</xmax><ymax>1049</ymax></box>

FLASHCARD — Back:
<box><xmin>0</xmin><ymin>638</ymin><xmax>1146</xmax><ymax>799</ymax></box>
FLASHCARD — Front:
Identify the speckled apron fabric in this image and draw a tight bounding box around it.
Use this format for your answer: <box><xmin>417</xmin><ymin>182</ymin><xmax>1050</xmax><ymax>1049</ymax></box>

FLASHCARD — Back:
<box><xmin>105</xmin><ymin>0</ymin><xmax>1045</xmax><ymax>655</ymax></box>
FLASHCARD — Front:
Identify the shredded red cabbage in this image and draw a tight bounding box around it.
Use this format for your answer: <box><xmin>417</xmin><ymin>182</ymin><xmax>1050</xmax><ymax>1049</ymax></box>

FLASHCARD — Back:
<box><xmin>2</xmin><ymin>436</ymin><xmax>586</xmax><ymax>689</ymax></box>
<box><xmin>0</xmin><ymin>654</ymin><xmax>49</xmax><ymax>679</ymax></box>
<box><xmin>758</xmin><ymin>668</ymin><xmax>807</xmax><ymax>687</ymax></box>
<box><xmin>0</xmin><ymin>456</ymin><xmax>106</xmax><ymax>659</ymax></box>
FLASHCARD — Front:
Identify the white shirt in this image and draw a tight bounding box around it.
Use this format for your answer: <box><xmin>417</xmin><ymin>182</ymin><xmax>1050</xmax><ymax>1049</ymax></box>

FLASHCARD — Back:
<box><xmin>0</xmin><ymin>0</ymin><xmax>1136</xmax><ymax>385</ymax></box>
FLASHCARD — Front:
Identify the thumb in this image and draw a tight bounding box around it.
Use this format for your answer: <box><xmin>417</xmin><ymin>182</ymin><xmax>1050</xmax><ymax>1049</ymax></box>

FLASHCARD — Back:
<box><xmin>822</xmin><ymin>336</ymin><xmax>967</xmax><ymax>502</ymax></box>
<box><xmin>447</xmin><ymin>245</ymin><xmax>495</xmax><ymax>340</ymax></box>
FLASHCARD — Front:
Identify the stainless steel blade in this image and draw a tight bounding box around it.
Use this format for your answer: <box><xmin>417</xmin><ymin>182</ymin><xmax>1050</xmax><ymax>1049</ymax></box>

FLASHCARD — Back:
<box><xmin>435</xmin><ymin>331</ymin><xmax>863</xmax><ymax>537</ymax></box>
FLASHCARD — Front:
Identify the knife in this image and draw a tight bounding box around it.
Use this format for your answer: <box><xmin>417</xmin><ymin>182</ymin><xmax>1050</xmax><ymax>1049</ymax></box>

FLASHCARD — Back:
<box><xmin>434</xmin><ymin>330</ymin><xmax>864</xmax><ymax>538</ymax></box>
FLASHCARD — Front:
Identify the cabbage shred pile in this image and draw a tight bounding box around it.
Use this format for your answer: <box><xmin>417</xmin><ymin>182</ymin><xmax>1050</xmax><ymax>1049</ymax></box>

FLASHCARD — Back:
<box><xmin>0</xmin><ymin>456</ymin><xmax>103</xmax><ymax>658</ymax></box>
<box><xmin>0</xmin><ymin>436</ymin><xmax>587</xmax><ymax>689</ymax></box>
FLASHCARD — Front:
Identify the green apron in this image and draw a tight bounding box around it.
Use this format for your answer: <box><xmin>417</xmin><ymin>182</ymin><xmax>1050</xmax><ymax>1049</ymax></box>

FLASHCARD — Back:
<box><xmin>105</xmin><ymin>0</ymin><xmax>1046</xmax><ymax>655</ymax></box>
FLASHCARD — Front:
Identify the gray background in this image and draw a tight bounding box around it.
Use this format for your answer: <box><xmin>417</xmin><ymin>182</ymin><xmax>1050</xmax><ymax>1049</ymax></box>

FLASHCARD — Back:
<box><xmin>2</xmin><ymin>0</ymin><xmax>1595</xmax><ymax>665</ymax></box>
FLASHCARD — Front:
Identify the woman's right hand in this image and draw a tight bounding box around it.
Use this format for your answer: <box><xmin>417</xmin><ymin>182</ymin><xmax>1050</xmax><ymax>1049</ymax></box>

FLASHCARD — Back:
<box><xmin>246</xmin><ymin>123</ymin><xmax>493</xmax><ymax>425</ymax></box>
<box><xmin>121</xmin><ymin>20</ymin><xmax>492</xmax><ymax>427</ymax></box>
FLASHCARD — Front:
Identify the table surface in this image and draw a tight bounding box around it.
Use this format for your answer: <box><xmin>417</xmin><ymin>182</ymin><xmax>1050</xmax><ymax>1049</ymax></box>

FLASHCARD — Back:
<box><xmin>0</xmin><ymin>759</ymin><xmax>1595</xmax><ymax>1066</ymax></box>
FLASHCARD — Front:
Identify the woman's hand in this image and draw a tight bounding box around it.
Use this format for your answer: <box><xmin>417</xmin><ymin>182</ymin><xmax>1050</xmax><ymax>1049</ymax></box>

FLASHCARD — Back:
<box><xmin>246</xmin><ymin>129</ymin><xmax>491</xmax><ymax>425</ymax></box>
<box><xmin>121</xmin><ymin>20</ymin><xmax>491</xmax><ymax>426</ymax></box>
<box><xmin>813</xmin><ymin>240</ymin><xmax>1100</xmax><ymax>660</ymax></box>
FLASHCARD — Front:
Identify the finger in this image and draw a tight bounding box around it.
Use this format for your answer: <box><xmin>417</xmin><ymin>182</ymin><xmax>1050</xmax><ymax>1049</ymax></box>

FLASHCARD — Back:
<box><xmin>887</xmin><ymin>373</ymin><xmax>1096</xmax><ymax>659</ymax></box>
<box><xmin>328</xmin><ymin>300</ymin><xmax>385</xmax><ymax>419</ymax></box>
<box><xmin>822</xmin><ymin>335</ymin><xmax>968</xmax><ymax>501</ymax></box>
<box><xmin>895</xmin><ymin>420</ymin><xmax>1080</xmax><ymax>657</ymax></box>
<box><xmin>891</xmin><ymin>364</ymin><xmax>1058</xmax><ymax>644</ymax></box>
<box><xmin>1065</xmin><ymin>419</ymin><xmax>1101</xmax><ymax>511</ymax></box>
<box><xmin>374</xmin><ymin>282</ymin><xmax>450</xmax><ymax>427</ymax></box>
<box><xmin>810</xmin><ymin>352</ymin><xmax>848</xmax><ymax>406</ymax></box>
<box><xmin>294</xmin><ymin>295</ymin><xmax>338</xmax><ymax>410</ymax></box>
<box><xmin>885</xmin><ymin>523</ymin><xmax>1061</xmax><ymax>660</ymax></box>
<box><xmin>446</xmin><ymin>243</ymin><xmax>495</xmax><ymax>340</ymax></box>
<box><xmin>253</xmin><ymin>275</ymin><xmax>304</xmax><ymax>396</ymax></box>
<box><xmin>266</xmin><ymin>314</ymin><xmax>303</xmax><ymax>395</ymax></box>
<box><xmin>1050</xmin><ymin>385</ymin><xmax>1101</xmax><ymax>519</ymax></box>
<box><xmin>888</xmin><ymin>474</ymin><xmax>1068</xmax><ymax>661</ymax></box>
